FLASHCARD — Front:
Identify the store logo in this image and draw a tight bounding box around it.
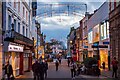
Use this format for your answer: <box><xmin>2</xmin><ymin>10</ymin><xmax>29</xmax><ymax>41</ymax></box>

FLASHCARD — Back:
<box><xmin>8</xmin><ymin>44</ymin><xmax>23</xmax><ymax>52</ymax></box>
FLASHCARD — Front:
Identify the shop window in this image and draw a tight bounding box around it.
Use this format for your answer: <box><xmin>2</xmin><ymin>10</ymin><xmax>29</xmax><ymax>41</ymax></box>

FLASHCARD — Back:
<box><xmin>106</xmin><ymin>21</ymin><xmax>109</xmax><ymax>38</ymax></box>
<box><xmin>100</xmin><ymin>22</ymin><xmax>107</xmax><ymax>40</ymax></box>
<box><xmin>93</xmin><ymin>24</ymin><xmax>99</xmax><ymax>42</ymax></box>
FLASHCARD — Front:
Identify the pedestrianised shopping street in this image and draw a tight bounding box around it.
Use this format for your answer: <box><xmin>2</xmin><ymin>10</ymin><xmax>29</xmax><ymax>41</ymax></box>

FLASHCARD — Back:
<box><xmin>0</xmin><ymin>0</ymin><xmax>120</xmax><ymax>80</ymax></box>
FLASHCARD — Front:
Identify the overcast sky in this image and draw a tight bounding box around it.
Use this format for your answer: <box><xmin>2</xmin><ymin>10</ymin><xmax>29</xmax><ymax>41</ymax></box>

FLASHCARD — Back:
<box><xmin>36</xmin><ymin>0</ymin><xmax>106</xmax><ymax>44</ymax></box>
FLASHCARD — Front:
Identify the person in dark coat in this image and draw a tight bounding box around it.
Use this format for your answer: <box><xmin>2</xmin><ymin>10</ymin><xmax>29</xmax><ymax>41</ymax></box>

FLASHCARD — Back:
<box><xmin>55</xmin><ymin>59</ymin><xmax>59</xmax><ymax>71</ymax></box>
<box><xmin>112</xmin><ymin>57</ymin><xmax>119</xmax><ymax>78</ymax></box>
<box><xmin>38</xmin><ymin>61</ymin><xmax>45</xmax><ymax>80</ymax></box>
<box><xmin>43</xmin><ymin>60</ymin><xmax>48</xmax><ymax>79</ymax></box>
<box><xmin>5</xmin><ymin>61</ymin><xmax>14</xmax><ymax>80</ymax></box>
<box><xmin>67</xmin><ymin>58</ymin><xmax>70</xmax><ymax>67</ymax></box>
<box><xmin>102</xmin><ymin>62</ymin><xmax>105</xmax><ymax>69</ymax></box>
<box><xmin>32</xmin><ymin>60</ymin><xmax>39</xmax><ymax>80</ymax></box>
<box><xmin>58</xmin><ymin>58</ymin><xmax>61</xmax><ymax>64</ymax></box>
<box><xmin>96</xmin><ymin>66</ymin><xmax>101</xmax><ymax>77</ymax></box>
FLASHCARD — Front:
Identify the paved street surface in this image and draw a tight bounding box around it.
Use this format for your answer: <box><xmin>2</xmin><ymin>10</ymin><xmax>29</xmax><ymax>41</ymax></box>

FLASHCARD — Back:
<box><xmin>16</xmin><ymin>59</ymin><xmax>113</xmax><ymax>80</ymax></box>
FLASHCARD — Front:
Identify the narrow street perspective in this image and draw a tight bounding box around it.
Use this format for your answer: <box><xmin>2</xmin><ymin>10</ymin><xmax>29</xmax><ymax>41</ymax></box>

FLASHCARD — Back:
<box><xmin>16</xmin><ymin>59</ymin><xmax>109</xmax><ymax>80</ymax></box>
<box><xmin>0</xmin><ymin>0</ymin><xmax>120</xmax><ymax>80</ymax></box>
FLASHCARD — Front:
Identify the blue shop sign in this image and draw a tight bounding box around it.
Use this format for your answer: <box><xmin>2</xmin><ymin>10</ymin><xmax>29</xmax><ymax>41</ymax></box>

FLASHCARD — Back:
<box><xmin>84</xmin><ymin>46</ymin><xmax>88</xmax><ymax>48</ymax></box>
<box><xmin>103</xmin><ymin>42</ymin><xmax>109</xmax><ymax>44</ymax></box>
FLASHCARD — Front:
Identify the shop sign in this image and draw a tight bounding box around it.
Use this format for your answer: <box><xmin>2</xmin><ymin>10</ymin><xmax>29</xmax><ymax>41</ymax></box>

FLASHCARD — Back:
<box><xmin>103</xmin><ymin>42</ymin><xmax>109</xmax><ymax>44</ymax></box>
<box><xmin>8</xmin><ymin>44</ymin><xmax>23</xmax><ymax>52</ymax></box>
<box><xmin>84</xmin><ymin>46</ymin><xmax>88</xmax><ymax>48</ymax></box>
<box><xmin>92</xmin><ymin>45</ymin><xmax>108</xmax><ymax>48</ymax></box>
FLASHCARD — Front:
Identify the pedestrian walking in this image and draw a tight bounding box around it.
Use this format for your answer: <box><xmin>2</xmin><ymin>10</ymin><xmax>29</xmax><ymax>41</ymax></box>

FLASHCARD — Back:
<box><xmin>32</xmin><ymin>60</ymin><xmax>39</xmax><ymax>80</ymax></box>
<box><xmin>70</xmin><ymin>60</ymin><xmax>76</xmax><ymax>79</ymax></box>
<box><xmin>43</xmin><ymin>59</ymin><xmax>48</xmax><ymax>79</ymax></box>
<box><xmin>38</xmin><ymin>60</ymin><xmax>45</xmax><ymax>80</ymax></box>
<box><xmin>4</xmin><ymin>61</ymin><xmax>14</xmax><ymax>80</ymax></box>
<box><xmin>102</xmin><ymin>62</ymin><xmax>105</xmax><ymax>69</ymax></box>
<box><xmin>67</xmin><ymin>58</ymin><xmax>70</xmax><ymax>67</ymax></box>
<box><xmin>96</xmin><ymin>66</ymin><xmax>101</xmax><ymax>77</ymax></box>
<box><xmin>55</xmin><ymin>59</ymin><xmax>59</xmax><ymax>71</ymax></box>
<box><xmin>112</xmin><ymin>57</ymin><xmax>118</xmax><ymax>78</ymax></box>
<box><xmin>58</xmin><ymin>58</ymin><xmax>61</xmax><ymax>64</ymax></box>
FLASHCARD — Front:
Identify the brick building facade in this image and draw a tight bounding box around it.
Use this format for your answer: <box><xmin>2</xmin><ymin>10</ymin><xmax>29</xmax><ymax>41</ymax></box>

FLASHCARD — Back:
<box><xmin>0</xmin><ymin>1</ymin><xmax>3</xmax><ymax>79</ymax></box>
<box><xmin>109</xmin><ymin>1</ymin><xmax>120</xmax><ymax>76</ymax></box>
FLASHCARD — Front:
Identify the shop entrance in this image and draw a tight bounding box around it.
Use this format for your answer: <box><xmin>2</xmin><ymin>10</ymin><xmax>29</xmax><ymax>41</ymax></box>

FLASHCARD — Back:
<box><xmin>100</xmin><ymin>49</ymin><xmax>108</xmax><ymax>68</ymax></box>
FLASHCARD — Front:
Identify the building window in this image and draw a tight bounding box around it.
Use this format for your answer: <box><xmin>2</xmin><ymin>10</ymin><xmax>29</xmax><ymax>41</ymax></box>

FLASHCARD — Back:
<box><xmin>18</xmin><ymin>1</ymin><xmax>20</xmax><ymax>13</ymax></box>
<box><xmin>26</xmin><ymin>28</ymin><xmax>28</xmax><ymax>37</ymax></box>
<box><xmin>26</xmin><ymin>11</ymin><xmax>28</xmax><ymax>21</ymax></box>
<box><xmin>14</xmin><ymin>0</ymin><xmax>16</xmax><ymax>9</ymax></box>
<box><xmin>23</xmin><ymin>26</ymin><xmax>25</xmax><ymax>36</ymax></box>
<box><xmin>18</xmin><ymin>23</ymin><xmax>20</xmax><ymax>33</ymax></box>
<box><xmin>110</xmin><ymin>2</ymin><xmax>114</xmax><ymax>11</ymax></box>
<box><xmin>116</xmin><ymin>0</ymin><xmax>120</xmax><ymax>7</ymax></box>
<box><xmin>93</xmin><ymin>24</ymin><xmax>99</xmax><ymax>42</ymax></box>
<box><xmin>8</xmin><ymin>0</ymin><xmax>12</xmax><ymax>5</ymax></box>
<box><xmin>23</xmin><ymin>7</ymin><xmax>25</xmax><ymax>17</ymax></box>
<box><xmin>14</xmin><ymin>19</ymin><xmax>16</xmax><ymax>31</ymax></box>
<box><xmin>88</xmin><ymin>30</ymin><xmax>93</xmax><ymax>43</ymax></box>
<box><xmin>106</xmin><ymin>21</ymin><xmax>109</xmax><ymax>38</ymax></box>
<box><xmin>8</xmin><ymin>15</ymin><xmax>12</xmax><ymax>30</ymax></box>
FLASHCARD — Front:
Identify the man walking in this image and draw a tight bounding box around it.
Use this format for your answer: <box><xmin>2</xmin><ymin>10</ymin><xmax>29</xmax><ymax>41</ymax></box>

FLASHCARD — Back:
<box><xmin>112</xmin><ymin>57</ymin><xmax>118</xmax><ymax>78</ymax></box>
<box><xmin>38</xmin><ymin>60</ymin><xmax>45</xmax><ymax>80</ymax></box>
<box><xmin>70</xmin><ymin>60</ymin><xmax>76</xmax><ymax>79</ymax></box>
<box><xmin>43</xmin><ymin>59</ymin><xmax>48</xmax><ymax>79</ymax></box>
<box><xmin>55</xmin><ymin>59</ymin><xmax>59</xmax><ymax>71</ymax></box>
<box><xmin>32</xmin><ymin>60</ymin><xmax>39</xmax><ymax>80</ymax></box>
<box><xmin>5</xmin><ymin>61</ymin><xmax>14</xmax><ymax>80</ymax></box>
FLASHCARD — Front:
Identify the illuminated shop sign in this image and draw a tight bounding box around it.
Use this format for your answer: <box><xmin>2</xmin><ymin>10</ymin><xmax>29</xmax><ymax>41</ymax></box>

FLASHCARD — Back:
<box><xmin>8</xmin><ymin>44</ymin><xmax>23</xmax><ymax>52</ymax></box>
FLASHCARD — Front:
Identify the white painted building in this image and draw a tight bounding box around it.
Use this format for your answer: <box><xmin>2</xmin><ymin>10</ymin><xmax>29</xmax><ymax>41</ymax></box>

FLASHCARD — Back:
<box><xmin>2</xmin><ymin>0</ymin><xmax>33</xmax><ymax>77</ymax></box>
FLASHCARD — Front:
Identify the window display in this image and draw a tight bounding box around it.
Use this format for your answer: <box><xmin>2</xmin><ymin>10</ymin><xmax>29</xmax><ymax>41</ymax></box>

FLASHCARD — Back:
<box><xmin>88</xmin><ymin>30</ymin><xmax>93</xmax><ymax>43</ymax></box>
<box><xmin>106</xmin><ymin>21</ymin><xmax>109</xmax><ymax>38</ymax></box>
<box><xmin>100</xmin><ymin>21</ymin><xmax>108</xmax><ymax>40</ymax></box>
<box><xmin>93</xmin><ymin>24</ymin><xmax>99</xmax><ymax>42</ymax></box>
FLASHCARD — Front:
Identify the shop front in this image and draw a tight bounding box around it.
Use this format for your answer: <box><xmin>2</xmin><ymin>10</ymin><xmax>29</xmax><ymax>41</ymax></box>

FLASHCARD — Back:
<box><xmin>99</xmin><ymin>49</ymin><xmax>108</xmax><ymax>68</ymax></box>
<box><xmin>4</xmin><ymin>31</ymin><xmax>34</xmax><ymax>76</ymax></box>
<box><xmin>23</xmin><ymin>49</ymin><xmax>32</xmax><ymax>72</ymax></box>
<box><xmin>4</xmin><ymin>42</ymin><xmax>23</xmax><ymax>77</ymax></box>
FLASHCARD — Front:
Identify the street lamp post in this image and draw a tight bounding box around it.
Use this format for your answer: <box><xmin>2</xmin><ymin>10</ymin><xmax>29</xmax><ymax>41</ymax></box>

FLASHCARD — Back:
<box><xmin>36</xmin><ymin>21</ymin><xmax>40</xmax><ymax>59</ymax></box>
<box><xmin>43</xmin><ymin>34</ymin><xmax>46</xmax><ymax>59</ymax></box>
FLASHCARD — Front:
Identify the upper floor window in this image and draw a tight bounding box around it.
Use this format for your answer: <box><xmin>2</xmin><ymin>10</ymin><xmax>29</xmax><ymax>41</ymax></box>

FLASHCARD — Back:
<box><xmin>116</xmin><ymin>0</ymin><xmax>120</xmax><ymax>7</ymax></box>
<box><xmin>8</xmin><ymin>0</ymin><xmax>12</xmax><ymax>5</ymax></box>
<box><xmin>26</xmin><ymin>11</ymin><xmax>28</xmax><ymax>21</ymax></box>
<box><xmin>26</xmin><ymin>28</ymin><xmax>28</xmax><ymax>37</ymax></box>
<box><xmin>14</xmin><ymin>19</ymin><xmax>16</xmax><ymax>31</ymax></box>
<box><xmin>18</xmin><ymin>23</ymin><xmax>20</xmax><ymax>33</ymax></box>
<box><xmin>23</xmin><ymin>7</ymin><xmax>25</xmax><ymax>17</ymax></box>
<box><xmin>23</xmin><ymin>26</ymin><xmax>25</xmax><ymax>36</ymax></box>
<box><xmin>14</xmin><ymin>0</ymin><xmax>16</xmax><ymax>9</ymax></box>
<box><xmin>8</xmin><ymin>15</ymin><xmax>12</xmax><ymax>30</ymax></box>
<box><xmin>18</xmin><ymin>1</ymin><xmax>20</xmax><ymax>13</ymax></box>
